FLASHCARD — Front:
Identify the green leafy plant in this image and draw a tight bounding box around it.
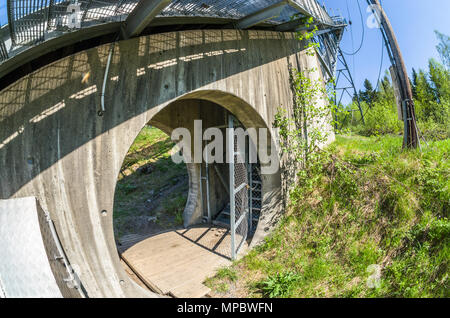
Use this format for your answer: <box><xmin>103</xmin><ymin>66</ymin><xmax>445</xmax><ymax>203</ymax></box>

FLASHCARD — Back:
<box><xmin>259</xmin><ymin>272</ymin><xmax>300</xmax><ymax>298</ymax></box>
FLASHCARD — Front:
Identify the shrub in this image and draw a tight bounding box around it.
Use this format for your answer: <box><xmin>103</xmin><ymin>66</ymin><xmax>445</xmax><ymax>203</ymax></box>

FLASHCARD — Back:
<box><xmin>357</xmin><ymin>100</ymin><xmax>402</xmax><ymax>136</ymax></box>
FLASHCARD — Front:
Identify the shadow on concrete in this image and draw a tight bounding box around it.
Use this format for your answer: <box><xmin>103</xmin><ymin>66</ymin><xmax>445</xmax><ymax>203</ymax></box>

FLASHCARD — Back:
<box><xmin>175</xmin><ymin>226</ymin><xmax>232</xmax><ymax>260</ymax></box>
<box><xmin>0</xmin><ymin>29</ymin><xmax>302</xmax><ymax>199</ymax></box>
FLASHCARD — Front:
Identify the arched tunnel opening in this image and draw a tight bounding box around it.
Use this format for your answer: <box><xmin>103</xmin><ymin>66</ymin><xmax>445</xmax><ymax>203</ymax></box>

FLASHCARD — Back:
<box><xmin>112</xmin><ymin>98</ymin><xmax>263</xmax><ymax>297</ymax></box>
<box><xmin>114</xmin><ymin>125</ymin><xmax>190</xmax><ymax>251</ymax></box>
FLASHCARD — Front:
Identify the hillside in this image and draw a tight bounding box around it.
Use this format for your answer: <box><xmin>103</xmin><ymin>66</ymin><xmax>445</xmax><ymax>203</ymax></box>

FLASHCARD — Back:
<box><xmin>113</xmin><ymin>126</ymin><xmax>188</xmax><ymax>242</ymax></box>
<box><xmin>206</xmin><ymin>134</ymin><xmax>449</xmax><ymax>298</ymax></box>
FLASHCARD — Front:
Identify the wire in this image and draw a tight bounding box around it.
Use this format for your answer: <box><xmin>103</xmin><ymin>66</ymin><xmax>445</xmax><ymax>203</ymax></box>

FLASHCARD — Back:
<box><xmin>360</xmin><ymin>33</ymin><xmax>384</xmax><ymax>121</ymax></box>
<box><xmin>374</xmin><ymin>33</ymin><xmax>385</xmax><ymax>92</ymax></box>
<box><xmin>345</xmin><ymin>0</ymin><xmax>356</xmax><ymax>75</ymax></box>
<box><xmin>341</xmin><ymin>0</ymin><xmax>365</xmax><ymax>56</ymax></box>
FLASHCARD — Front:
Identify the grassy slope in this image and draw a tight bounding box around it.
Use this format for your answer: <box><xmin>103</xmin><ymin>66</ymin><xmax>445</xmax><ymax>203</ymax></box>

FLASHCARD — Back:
<box><xmin>113</xmin><ymin>126</ymin><xmax>188</xmax><ymax>238</ymax></box>
<box><xmin>206</xmin><ymin>134</ymin><xmax>449</xmax><ymax>298</ymax></box>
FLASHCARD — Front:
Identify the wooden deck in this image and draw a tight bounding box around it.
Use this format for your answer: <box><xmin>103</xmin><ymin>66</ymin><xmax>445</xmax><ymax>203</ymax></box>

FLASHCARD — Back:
<box><xmin>121</xmin><ymin>226</ymin><xmax>245</xmax><ymax>298</ymax></box>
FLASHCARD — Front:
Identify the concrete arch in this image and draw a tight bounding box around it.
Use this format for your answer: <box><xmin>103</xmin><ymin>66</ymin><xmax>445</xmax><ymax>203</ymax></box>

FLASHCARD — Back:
<box><xmin>143</xmin><ymin>91</ymin><xmax>282</xmax><ymax>246</ymax></box>
<box><xmin>0</xmin><ymin>29</ymin><xmax>331</xmax><ymax>297</ymax></box>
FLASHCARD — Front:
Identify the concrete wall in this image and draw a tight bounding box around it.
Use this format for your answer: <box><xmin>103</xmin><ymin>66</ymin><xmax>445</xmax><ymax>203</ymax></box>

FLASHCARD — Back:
<box><xmin>150</xmin><ymin>99</ymin><xmax>231</xmax><ymax>227</ymax></box>
<box><xmin>0</xmin><ymin>29</ymin><xmax>333</xmax><ymax>297</ymax></box>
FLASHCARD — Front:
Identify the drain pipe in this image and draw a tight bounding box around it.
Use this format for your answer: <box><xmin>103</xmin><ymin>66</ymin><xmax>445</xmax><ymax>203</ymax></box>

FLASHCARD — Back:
<box><xmin>99</xmin><ymin>41</ymin><xmax>116</xmax><ymax>116</ymax></box>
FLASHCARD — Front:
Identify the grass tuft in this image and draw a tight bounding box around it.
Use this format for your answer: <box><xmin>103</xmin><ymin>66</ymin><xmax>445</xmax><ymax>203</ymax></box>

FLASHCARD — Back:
<box><xmin>207</xmin><ymin>134</ymin><xmax>449</xmax><ymax>298</ymax></box>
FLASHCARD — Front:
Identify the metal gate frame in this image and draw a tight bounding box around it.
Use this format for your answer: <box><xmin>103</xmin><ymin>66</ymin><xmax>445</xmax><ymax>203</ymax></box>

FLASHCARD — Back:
<box><xmin>228</xmin><ymin>115</ymin><xmax>249</xmax><ymax>260</ymax></box>
<box><xmin>200</xmin><ymin>140</ymin><xmax>211</xmax><ymax>223</ymax></box>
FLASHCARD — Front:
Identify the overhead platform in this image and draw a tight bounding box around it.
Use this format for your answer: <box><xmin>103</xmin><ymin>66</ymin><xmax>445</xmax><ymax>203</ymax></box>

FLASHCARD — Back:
<box><xmin>0</xmin><ymin>0</ymin><xmax>345</xmax><ymax>88</ymax></box>
<box><xmin>121</xmin><ymin>226</ymin><xmax>247</xmax><ymax>298</ymax></box>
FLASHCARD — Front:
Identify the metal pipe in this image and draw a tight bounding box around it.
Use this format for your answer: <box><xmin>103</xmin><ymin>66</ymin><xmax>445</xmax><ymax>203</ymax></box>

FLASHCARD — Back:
<box><xmin>249</xmin><ymin>163</ymin><xmax>253</xmax><ymax>234</ymax></box>
<box><xmin>99</xmin><ymin>41</ymin><xmax>115</xmax><ymax>116</ymax></box>
<box><xmin>205</xmin><ymin>145</ymin><xmax>211</xmax><ymax>223</ymax></box>
<box><xmin>199</xmin><ymin>161</ymin><xmax>204</xmax><ymax>222</ymax></box>
<box><xmin>45</xmin><ymin>211</ymin><xmax>87</xmax><ymax>297</ymax></box>
<box><xmin>228</xmin><ymin>115</ymin><xmax>236</xmax><ymax>260</ymax></box>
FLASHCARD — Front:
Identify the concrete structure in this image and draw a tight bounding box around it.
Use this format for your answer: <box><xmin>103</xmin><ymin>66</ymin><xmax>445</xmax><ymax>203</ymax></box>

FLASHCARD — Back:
<box><xmin>0</xmin><ymin>29</ymin><xmax>334</xmax><ymax>297</ymax></box>
<box><xmin>121</xmin><ymin>226</ymin><xmax>238</xmax><ymax>298</ymax></box>
<box><xmin>0</xmin><ymin>0</ymin><xmax>347</xmax><ymax>298</ymax></box>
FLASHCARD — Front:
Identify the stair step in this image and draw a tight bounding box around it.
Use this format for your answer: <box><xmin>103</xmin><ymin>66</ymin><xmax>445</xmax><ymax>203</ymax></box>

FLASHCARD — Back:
<box><xmin>212</xmin><ymin>220</ymin><xmax>230</xmax><ymax>229</ymax></box>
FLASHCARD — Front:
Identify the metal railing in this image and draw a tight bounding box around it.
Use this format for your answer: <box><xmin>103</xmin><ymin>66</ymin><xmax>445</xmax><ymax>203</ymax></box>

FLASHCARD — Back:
<box><xmin>0</xmin><ymin>0</ymin><xmax>344</xmax><ymax>63</ymax></box>
<box><xmin>0</xmin><ymin>0</ymin><xmax>346</xmax><ymax>90</ymax></box>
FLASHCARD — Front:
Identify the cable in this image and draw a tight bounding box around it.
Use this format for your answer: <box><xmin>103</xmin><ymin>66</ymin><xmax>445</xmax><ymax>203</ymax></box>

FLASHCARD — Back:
<box><xmin>341</xmin><ymin>0</ymin><xmax>365</xmax><ymax>56</ymax></box>
<box><xmin>360</xmin><ymin>33</ymin><xmax>384</xmax><ymax>121</ymax></box>
<box><xmin>345</xmin><ymin>0</ymin><xmax>356</xmax><ymax>75</ymax></box>
<box><xmin>374</xmin><ymin>33</ymin><xmax>385</xmax><ymax>92</ymax></box>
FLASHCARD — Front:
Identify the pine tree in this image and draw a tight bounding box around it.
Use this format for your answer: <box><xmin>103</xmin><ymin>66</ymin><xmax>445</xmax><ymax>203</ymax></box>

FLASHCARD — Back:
<box><xmin>411</xmin><ymin>68</ymin><xmax>418</xmax><ymax>99</ymax></box>
<box><xmin>414</xmin><ymin>68</ymin><xmax>438</xmax><ymax>122</ymax></box>
<box><xmin>435</xmin><ymin>31</ymin><xmax>450</xmax><ymax>69</ymax></box>
<box><xmin>428</xmin><ymin>59</ymin><xmax>450</xmax><ymax>104</ymax></box>
<box><xmin>379</xmin><ymin>72</ymin><xmax>394</xmax><ymax>102</ymax></box>
<box><xmin>359</xmin><ymin>79</ymin><xmax>377</xmax><ymax>107</ymax></box>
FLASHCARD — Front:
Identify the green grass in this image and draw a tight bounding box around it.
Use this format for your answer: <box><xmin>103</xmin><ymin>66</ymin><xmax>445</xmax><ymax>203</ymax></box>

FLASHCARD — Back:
<box><xmin>113</xmin><ymin>126</ymin><xmax>189</xmax><ymax>238</ymax></box>
<box><xmin>121</xmin><ymin>125</ymin><xmax>175</xmax><ymax>170</ymax></box>
<box><xmin>207</xmin><ymin>134</ymin><xmax>449</xmax><ymax>298</ymax></box>
<box><xmin>258</xmin><ymin>271</ymin><xmax>301</xmax><ymax>298</ymax></box>
<box><xmin>204</xmin><ymin>268</ymin><xmax>238</xmax><ymax>295</ymax></box>
<box><xmin>216</xmin><ymin>268</ymin><xmax>238</xmax><ymax>281</ymax></box>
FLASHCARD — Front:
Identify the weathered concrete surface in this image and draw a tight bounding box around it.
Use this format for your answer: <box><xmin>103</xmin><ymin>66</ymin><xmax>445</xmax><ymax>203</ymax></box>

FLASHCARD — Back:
<box><xmin>149</xmin><ymin>99</ymin><xmax>232</xmax><ymax>228</ymax></box>
<box><xmin>0</xmin><ymin>29</ymin><xmax>333</xmax><ymax>297</ymax></box>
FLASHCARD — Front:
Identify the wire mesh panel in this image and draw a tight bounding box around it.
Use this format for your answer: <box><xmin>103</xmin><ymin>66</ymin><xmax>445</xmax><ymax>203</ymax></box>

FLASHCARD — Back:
<box><xmin>161</xmin><ymin>0</ymin><xmax>281</xmax><ymax>19</ymax></box>
<box><xmin>228</xmin><ymin>115</ymin><xmax>248</xmax><ymax>260</ymax></box>
<box><xmin>48</xmin><ymin>0</ymin><xmax>90</xmax><ymax>29</ymax></box>
<box><xmin>8</xmin><ymin>0</ymin><xmax>51</xmax><ymax>45</ymax></box>
<box><xmin>249</xmin><ymin>163</ymin><xmax>262</xmax><ymax>235</ymax></box>
<box><xmin>1</xmin><ymin>0</ymin><xmax>342</xmax><ymax>68</ymax></box>
<box><xmin>159</xmin><ymin>0</ymin><xmax>333</xmax><ymax>25</ymax></box>
<box><xmin>47</xmin><ymin>0</ymin><xmax>136</xmax><ymax>30</ymax></box>
<box><xmin>0</xmin><ymin>40</ymin><xmax>8</xmax><ymax>62</ymax></box>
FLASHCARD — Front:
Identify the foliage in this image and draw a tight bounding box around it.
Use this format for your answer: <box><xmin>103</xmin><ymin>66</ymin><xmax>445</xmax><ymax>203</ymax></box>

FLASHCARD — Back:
<box><xmin>274</xmin><ymin>19</ymin><xmax>338</xmax><ymax>169</ymax></box>
<box><xmin>298</xmin><ymin>16</ymin><xmax>320</xmax><ymax>51</ymax></box>
<box><xmin>113</xmin><ymin>126</ymin><xmax>188</xmax><ymax>238</ymax></box>
<box><xmin>207</xmin><ymin>135</ymin><xmax>449</xmax><ymax>298</ymax></box>
<box><xmin>435</xmin><ymin>30</ymin><xmax>450</xmax><ymax>70</ymax></box>
<box><xmin>215</xmin><ymin>268</ymin><xmax>238</xmax><ymax>282</ymax></box>
<box><xmin>274</xmin><ymin>68</ymin><xmax>334</xmax><ymax>164</ymax></box>
<box><xmin>357</xmin><ymin>99</ymin><xmax>402</xmax><ymax>136</ymax></box>
<box><xmin>358</xmin><ymin>79</ymin><xmax>378</xmax><ymax>107</ymax></box>
<box><xmin>340</xmin><ymin>31</ymin><xmax>450</xmax><ymax>141</ymax></box>
<box><xmin>259</xmin><ymin>272</ymin><xmax>301</xmax><ymax>298</ymax></box>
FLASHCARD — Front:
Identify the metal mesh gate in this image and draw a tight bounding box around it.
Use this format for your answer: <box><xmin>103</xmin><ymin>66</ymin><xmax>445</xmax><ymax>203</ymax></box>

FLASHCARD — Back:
<box><xmin>228</xmin><ymin>115</ymin><xmax>248</xmax><ymax>260</ymax></box>
<box><xmin>249</xmin><ymin>163</ymin><xmax>262</xmax><ymax>236</ymax></box>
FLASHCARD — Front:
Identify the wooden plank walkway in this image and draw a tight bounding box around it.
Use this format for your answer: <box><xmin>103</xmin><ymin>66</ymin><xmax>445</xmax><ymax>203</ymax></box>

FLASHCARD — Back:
<box><xmin>121</xmin><ymin>226</ymin><xmax>246</xmax><ymax>298</ymax></box>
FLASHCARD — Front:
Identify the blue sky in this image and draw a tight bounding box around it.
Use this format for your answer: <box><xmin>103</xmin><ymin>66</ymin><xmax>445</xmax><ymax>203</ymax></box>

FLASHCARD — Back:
<box><xmin>0</xmin><ymin>0</ymin><xmax>449</xmax><ymax>95</ymax></box>
<box><xmin>0</xmin><ymin>1</ymin><xmax>6</xmax><ymax>27</ymax></box>
<box><xmin>323</xmin><ymin>0</ymin><xmax>450</xmax><ymax>99</ymax></box>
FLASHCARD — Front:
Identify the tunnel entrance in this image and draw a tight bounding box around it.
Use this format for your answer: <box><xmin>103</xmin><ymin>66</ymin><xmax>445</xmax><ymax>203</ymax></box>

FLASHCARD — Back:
<box><xmin>113</xmin><ymin>126</ymin><xmax>189</xmax><ymax>252</ymax></box>
<box><xmin>113</xmin><ymin>99</ymin><xmax>264</xmax><ymax>297</ymax></box>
